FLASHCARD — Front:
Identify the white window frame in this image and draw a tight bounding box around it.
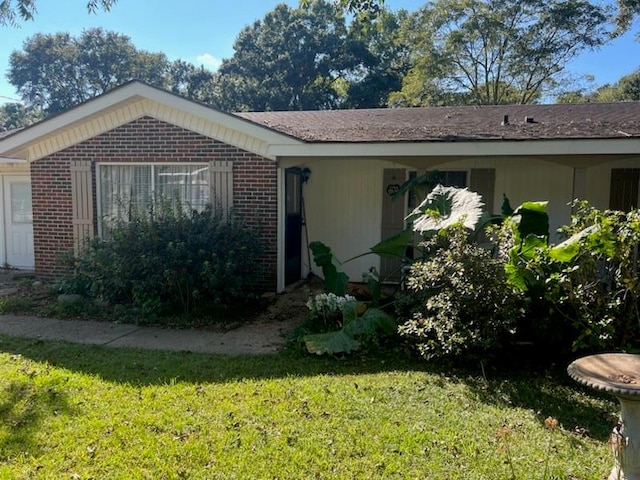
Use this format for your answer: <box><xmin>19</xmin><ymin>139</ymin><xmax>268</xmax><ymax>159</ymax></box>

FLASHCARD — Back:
<box><xmin>96</xmin><ymin>162</ymin><xmax>210</xmax><ymax>236</ymax></box>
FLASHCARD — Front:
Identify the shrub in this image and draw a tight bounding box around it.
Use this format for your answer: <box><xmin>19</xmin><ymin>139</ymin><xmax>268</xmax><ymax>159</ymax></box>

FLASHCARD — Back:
<box><xmin>398</xmin><ymin>225</ymin><xmax>524</xmax><ymax>360</ymax></box>
<box><xmin>64</xmin><ymin>200</ymin><xmax>263</xmax><ymax>321</ymax></box>
<box><xmin>492</xmin><ymin>201</ymin><xmax>640</xmax><ymax>355</ymax></box>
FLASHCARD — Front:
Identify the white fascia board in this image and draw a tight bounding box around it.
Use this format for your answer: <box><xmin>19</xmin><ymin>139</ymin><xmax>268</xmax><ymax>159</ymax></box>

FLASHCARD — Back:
<box><xmin>0</xmin><ymin>82</ymin><xmax>302</xmax><ymax>159</ymax></box>
<box><xmin>268</xmin><ymin>138</ymin><xmax>640</xmax><ymax>158</ymax></box>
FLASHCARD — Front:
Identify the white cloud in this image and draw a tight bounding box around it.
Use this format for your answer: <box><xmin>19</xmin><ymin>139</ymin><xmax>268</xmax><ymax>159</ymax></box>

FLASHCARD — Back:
<box><xmin>196</xmin><ymin>53</ymin><xmax>222</xmax><ymax>71</ymax></box>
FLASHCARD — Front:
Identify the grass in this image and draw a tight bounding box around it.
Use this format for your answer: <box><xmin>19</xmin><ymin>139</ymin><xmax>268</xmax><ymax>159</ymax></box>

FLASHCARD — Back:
<box><xmin>0</xmin><ymin>336</ymin><xmax>617</xmax><ymax>479</ymax></box>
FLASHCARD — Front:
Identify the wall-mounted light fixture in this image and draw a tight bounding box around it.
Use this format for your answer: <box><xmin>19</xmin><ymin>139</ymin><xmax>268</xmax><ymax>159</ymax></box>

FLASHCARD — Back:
<box><xmin>301</xmin><ymin>167</ymin><xmax>311</xmax><ymax>184</ymax></box>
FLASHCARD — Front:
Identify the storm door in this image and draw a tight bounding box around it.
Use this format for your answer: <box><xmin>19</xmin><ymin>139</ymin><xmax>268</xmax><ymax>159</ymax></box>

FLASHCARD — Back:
<box><xmin>285</xmin><ymin>168</ymin><xmax>303</xmax><ymax>285</ymax></box>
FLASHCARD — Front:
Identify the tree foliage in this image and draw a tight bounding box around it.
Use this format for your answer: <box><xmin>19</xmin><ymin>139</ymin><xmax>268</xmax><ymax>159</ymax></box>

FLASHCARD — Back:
<box><xmin>218</xmin><ymin>1</ymin><xmax>369</xmax><ymax>111</ymax></box>
<box><xmin>558</xmin><ymin>69</ymin><xmax>640</xmax><ymax>103</ymax></box>
<box><xmin>301</xmin><ymin>0</ymin><xmax>384</xmax><ymax>14</ymax></box>
<box><xmin>0</xmin><ymin>0</ymin><xmax>116</xmax><ymax>26</ymax></box>
<box><xmin>390</xmin><ymin>0</ymin><xmax>613</xmax><ymax>106</ymax></box>
<box><xmin>0</xmin><ymin>102</ymin><xmax>38</xmax><ymax>130</ymax></box>
<box><xmin>7</xmin><ymin>28</ymin><xmax>217</xmax><ymax>117</ymax></box>
<box><xmin>613</xmin><ymin>0</ymin><xmax>640</xmax><ymax>35</ymax></box>
<box><xmin>342</xmin><ymin>8</ymin><xmax>411</xmax><ymax>108</ymax></box>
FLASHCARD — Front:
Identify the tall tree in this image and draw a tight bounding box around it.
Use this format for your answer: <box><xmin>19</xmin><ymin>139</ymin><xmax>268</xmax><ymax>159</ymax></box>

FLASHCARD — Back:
<box><xmin>0</xmin><ymin>102</ymin><xmax>38</xmax><ymax>130</ymax></box>
<box><xmin>8</xmin><ymin>28</ymin><xmax>174</xmax><ymax>115</ymax></box>
<box><xmin>558</xmin><ymin>69</ymin><xmax>640</xmax><ymax>102</ymax></box>
<box><xmin>218</xmin><ymin>1</ymin><xmax>368</xmax><ymax>111</ymax></box>
<box><xmin>343</xmin><ymin>8</ymin><xmax>411</xmax><ymax>107</ymax></box>
<box><xmin>0</xmin><ymin>0</ymin><xmax>116</xmax><ymax>26</ymax></box>
<box><xmin>389</xmin><ymin>0</ymin><xmax>613</xmax><ymax>106</ymax></box>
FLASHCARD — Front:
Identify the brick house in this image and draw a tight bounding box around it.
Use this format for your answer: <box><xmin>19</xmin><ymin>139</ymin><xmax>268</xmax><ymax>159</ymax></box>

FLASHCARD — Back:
<box><xmin>0</xmin><ymin>81</ymin><xmax>639</xmax><ymax>291</ymax></box>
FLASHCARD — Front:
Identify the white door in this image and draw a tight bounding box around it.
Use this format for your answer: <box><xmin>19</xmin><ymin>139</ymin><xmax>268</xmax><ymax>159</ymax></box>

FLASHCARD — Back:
<box><xmin>3</xmin><ymin>177</ymin><xmax>34</xmax><ymax>268</ymax></box>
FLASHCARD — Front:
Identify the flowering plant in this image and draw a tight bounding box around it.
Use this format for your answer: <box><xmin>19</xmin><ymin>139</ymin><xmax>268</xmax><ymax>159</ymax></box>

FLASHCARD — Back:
<box><xmin>306</xmin><ymin>292</ymin><xmax>356</xmax><ymax>323</ymax></box>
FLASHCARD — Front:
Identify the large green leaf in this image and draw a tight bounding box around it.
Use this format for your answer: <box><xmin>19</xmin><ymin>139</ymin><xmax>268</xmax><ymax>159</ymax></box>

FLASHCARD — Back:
<box><xmin>408</xmin><ymin>185</ymin><xmax>485</xmax><ymax>234</ymax></box>
<box><xmin>369</xmin><ymin>228</ymin><xmax>413</xmax><ymax>258</ymax></box>
<box><xmin>304</xmin><ymin>303</ymin><xmax>397</xmax><ymax>355</ymax></box>
<box><xmin>304</xmin><ymin>330</ymin><xmax>361</xmax><ymax>355</ymax></box>
<box><xmin>309</xmin><ymin>241</ymin><xmax>349</xmax><ymax>295</ymax></box>
<box><xmin>549</xmin><ymin>225</ymin><xmax>599</xmax><ymax>262</ymax></box>
<box><xmin>512</xmin><ymin>202</ymin><xmax>549</xmax><ymax>240</ymax></box>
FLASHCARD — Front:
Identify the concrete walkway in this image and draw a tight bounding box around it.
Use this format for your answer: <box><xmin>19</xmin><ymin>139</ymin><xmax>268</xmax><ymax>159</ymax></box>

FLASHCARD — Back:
<box><xmin>0</xmin><ymin>314</ymin><xmax>295</xmax><ymax>355</ymax></box>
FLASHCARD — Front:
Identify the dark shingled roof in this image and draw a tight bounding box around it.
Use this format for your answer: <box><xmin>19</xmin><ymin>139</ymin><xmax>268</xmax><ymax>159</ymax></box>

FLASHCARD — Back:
<box><xmin>0</xmin><ymin>128</ymin><xmax>19</xmax><ymax>139</ymax></box>
<box><xmin>236</xmin><ymin>102</ymin><xmax>640</xmax><ymax>143</ymax></box>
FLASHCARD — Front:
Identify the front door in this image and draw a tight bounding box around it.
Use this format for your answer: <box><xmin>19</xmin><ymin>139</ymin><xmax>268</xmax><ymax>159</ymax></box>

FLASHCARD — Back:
<box><xmin>3</xmin><ymin>176</ymin><xmax>34</xmax><ymax>268</ymax></box>
<box><xmin>285</xmin><ymin>168</ymin><xmax>303</xmax><ymax>285</ymax></box>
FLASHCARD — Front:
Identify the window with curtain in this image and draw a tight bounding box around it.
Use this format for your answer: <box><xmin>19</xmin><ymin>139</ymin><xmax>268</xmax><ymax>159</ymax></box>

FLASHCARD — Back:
<box><xmin>98</xmin><ymin>163</ymin><xmax>210</xmax><ymax>227</ymax></box>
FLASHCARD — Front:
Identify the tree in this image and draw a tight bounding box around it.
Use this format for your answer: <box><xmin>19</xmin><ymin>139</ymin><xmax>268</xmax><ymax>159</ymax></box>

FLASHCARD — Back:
<box><xmin>0</xmin><ymin>0</ymin><xmax>116</xmax><ymax>26</ymax></box>
<box><xmin>301</xmin><ymin>0</ymin><xmax>384</xmax><ymax>14</ymax></box>
<box><xmin>558</xmin><ymin>69</ymin><xmax>640</xmax><ymax>102</ymax></box>
<box><xmin>342</xmin><ymin>8</ymin><xmax>411</xmax><ymax>108</ymax></box>
<box><xmin>613</xmin><ymin>0</ymin><xmax>640</xmax><ymax>35</ymax></box>
<box><xmin>389</xmin><ymin>0</ymin><xmax>613</xmax><ymax>107</ymax></box>
<box><xmin>0</xmin><ymin>102</ymin><xmax>38</xmax><ymax>130</ymax></box>
<box><xmin>8</xmin><ymin>28</ymin><xmax>178</xmax><ymax>115</ymax></box>
<box><xmin>218</xmin><ymin>1</ymin><xmax>368</xmax><ymax>111</ymax></box>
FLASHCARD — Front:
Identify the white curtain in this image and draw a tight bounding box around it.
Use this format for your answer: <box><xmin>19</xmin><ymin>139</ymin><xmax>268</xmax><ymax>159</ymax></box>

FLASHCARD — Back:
<box><xmin>100</xmin><ymin>165</ymin><xmax>151</xmax><ymax>223</ymax></box>
<box><xmin>100</xmin><ymin>164</ymin><xmax>209</xmax><ymax>226</ymax></box>
<box><xmin>154</xmin><ymin>164</ymin><xmax>209</xmax><ymax>211</ymax></box>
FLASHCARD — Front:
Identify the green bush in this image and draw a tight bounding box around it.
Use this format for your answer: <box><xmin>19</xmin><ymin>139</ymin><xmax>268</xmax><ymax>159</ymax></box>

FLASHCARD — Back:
<box><xmin>64</xmin><ymin>201</ymin><xmax>263</xmax><ymax>321</ymax></box>
<box><xmin>398</xmin><ymin>226</ymin><xmax>524</xmax><ymax>360</ymax></box>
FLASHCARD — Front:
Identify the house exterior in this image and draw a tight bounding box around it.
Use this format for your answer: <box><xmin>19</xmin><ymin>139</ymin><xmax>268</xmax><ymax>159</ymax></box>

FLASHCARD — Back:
<box><xmin>0</xmin><ymin>81</ymin><xmax>639</xmax><ymax>291</ymax></box>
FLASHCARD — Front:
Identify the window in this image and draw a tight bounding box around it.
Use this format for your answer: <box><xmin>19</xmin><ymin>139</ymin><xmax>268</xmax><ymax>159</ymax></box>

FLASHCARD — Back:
<box><xmin>610</xmin><ymin>168</ymin><xmax>640</xmax><ymax>211</ymax></box>
<box><xmin>98</xmin><ymin>163</ymin><xmax>210</xmax><ymax>227</ymax></box>
<box><xmin>407</xmin><ymin>169</ymin><xmax>468</xmax><ymax>209</ymax></box>
<box><xmin>432</xmin><ymin>170</ymin><xmax>468</xmax><ymax>189</ymax></box>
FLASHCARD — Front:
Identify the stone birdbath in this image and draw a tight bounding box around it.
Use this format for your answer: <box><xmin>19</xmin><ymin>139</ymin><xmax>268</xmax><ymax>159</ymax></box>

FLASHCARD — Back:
<box><xmin>568</xmin><ymin>353</ymin><xmax>640</xmax><ymax>480</ymax></box>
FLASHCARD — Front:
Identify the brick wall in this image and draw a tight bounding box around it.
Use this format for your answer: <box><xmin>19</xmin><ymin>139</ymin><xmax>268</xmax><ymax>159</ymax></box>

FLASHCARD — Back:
<box><xmin>30</xmin><ymin>116</ymin><xmax>278</xmax><ymax>290</ymax></box>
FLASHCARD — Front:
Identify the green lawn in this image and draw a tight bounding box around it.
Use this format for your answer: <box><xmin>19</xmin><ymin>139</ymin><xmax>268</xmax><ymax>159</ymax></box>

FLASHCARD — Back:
<box><xmin>0</xmin><ymin>336</ymin><xmax>616</xmax><ymax>479</ymax></box>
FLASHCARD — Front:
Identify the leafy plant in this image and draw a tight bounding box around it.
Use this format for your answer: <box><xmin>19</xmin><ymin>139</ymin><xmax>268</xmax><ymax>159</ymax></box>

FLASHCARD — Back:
<box><xmin>398</xmin><ymin>225</ymin><xmax>524</xmax><ymax>360</ymax></box>
<box><xmin>309</xmin><ymin>241</ymin><xmax>349</xmax><ymax>295</ymax></box>
<box><xmin>304</xmin><ymin>301</ymin><xmax>397</xmax><ymax>355</ymax></box>
<box><xmin>406</xmin><ymin>184</ymin><xmax>485</xmax><ymax>235</ymax></box>
<box><xmin>491</xmin><ymin>199</ymin><xmax>640</xmax><ymax>354</ymax></box>
<box><xmin>62</xmin><ymin>200</ymin><xmax>263</xmax><ymax>323</ymax></box>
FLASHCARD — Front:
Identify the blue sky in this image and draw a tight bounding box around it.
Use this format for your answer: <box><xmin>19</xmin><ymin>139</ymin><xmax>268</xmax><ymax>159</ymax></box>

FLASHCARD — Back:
<box><xmin>1</xmin><ymin>0</ymin><xmax>639</xmax><ymax>105</ymax></box>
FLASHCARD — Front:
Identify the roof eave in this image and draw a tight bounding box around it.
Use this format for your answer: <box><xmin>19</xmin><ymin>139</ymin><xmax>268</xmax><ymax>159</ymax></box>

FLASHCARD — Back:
<box><xmin>0</xmin><ymin>81</ymin><xmax>302</xmax><ymax>160</ymax></box>
<box><xmin>267</xmin><ymin>137</ymin><xmax>640</xmax><ymax>158</ymax></box>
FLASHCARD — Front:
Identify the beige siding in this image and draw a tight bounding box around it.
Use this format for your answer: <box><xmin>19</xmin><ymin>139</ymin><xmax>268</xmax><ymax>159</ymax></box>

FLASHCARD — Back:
<box><xmin>430</xmin><ymin>157</ymin><xmax>574</xmax><ymax>240</ymax></box>
<box><xmin>302</xmin><ymin>159</ymin><xmax>400</xmax><ymax>282</ymax></box>
<box><xmin>0</xmin><ymin>163</ymin><xmax>29</xmax><ymax>174</ymax></box>
<box><xmin>586</xmin><ymin>158</ymin><xmax>640</xmax><ymax>210</ymax></box>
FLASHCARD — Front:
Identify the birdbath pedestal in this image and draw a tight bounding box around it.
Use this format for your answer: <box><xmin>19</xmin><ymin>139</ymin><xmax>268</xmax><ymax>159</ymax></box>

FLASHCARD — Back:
<box><xmin>568</xmin><ymin>353</ymin><xmax>640</xmax><ymax>480</ymax></box>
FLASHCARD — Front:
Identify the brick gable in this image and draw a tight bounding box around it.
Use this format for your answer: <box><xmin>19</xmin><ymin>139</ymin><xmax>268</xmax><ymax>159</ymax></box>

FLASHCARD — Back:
<box><xmin>30</xmin><ymin>116</ymin><xmax>277</xmax><ymax>289</ymax></box>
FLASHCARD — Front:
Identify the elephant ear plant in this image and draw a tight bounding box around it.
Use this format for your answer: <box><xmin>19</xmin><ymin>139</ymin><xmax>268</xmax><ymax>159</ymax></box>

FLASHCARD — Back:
<box><xmin>304</xmin><ymin>185</ymin><xmax>490</xmax><ymax>356</ymax></box>
<box><xmin>304</xmin><ymin>242</ymin><xmax>397</xmax><ymax>355</ymax></box>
